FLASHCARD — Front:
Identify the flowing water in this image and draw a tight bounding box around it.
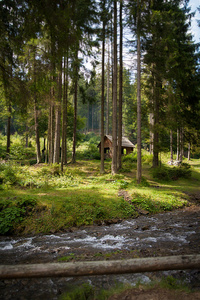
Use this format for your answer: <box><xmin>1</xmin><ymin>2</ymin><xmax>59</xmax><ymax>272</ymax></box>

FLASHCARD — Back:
<box><xmin>0</xmin><ymin>206</ymin><xmax>200</xmax><ymax>299</ymax></box>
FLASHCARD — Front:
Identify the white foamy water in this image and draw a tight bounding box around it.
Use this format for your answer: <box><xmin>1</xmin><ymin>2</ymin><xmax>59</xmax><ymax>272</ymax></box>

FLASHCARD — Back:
<box><xmin>0</xmin><ymin>242</ymin><xmax>13</xmax><ymax>250</ymax></box>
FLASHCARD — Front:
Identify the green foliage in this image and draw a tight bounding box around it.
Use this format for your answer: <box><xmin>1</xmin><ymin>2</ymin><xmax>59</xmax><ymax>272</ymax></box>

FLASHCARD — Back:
<box><xmin>0</xmin><ymin>158</ymin><xmax>198</xmax><ymax>234</ymax></box>
<box><xmin>58</xmin><ymin>253</ymin><xmax>75</xmax><ymax>262</ymax></box>
<box><xmin>131</xmin><ymin>177</ymin><xmax>150</xmax><ymax>187</ymax></box>
<box><xmin>0</xmin><ymin>196</ymin><xmax>37</xmax><ymax>234</ymax></box>
<box><xmin>0</xmin><ymin>162</ymin><xmax>20</xmax><ymax>186</ymax></box>
<box><xmin>0</xmin><ymin>134</ymin><xmax>7</xmax><ymax>159</ymax></box>
<box><xmin>122</xmin><ymin>151</ymin><xmax>137</xmax><ymax>163</ymax></box>
<box><xmin>59</xmin><ymin>283</ymin><xmax>94</xmax><ymax>300</ymax></box>
<box><xmin>151</xmin><ymin>164</ymin><xmax>192</xmax><ymax>181</ymax></box>
<box><xmin>10</xmin><ymin>143</ymin><xmax>35</xmax><ymax>160</ymax></box>
<box><xmin>122</xmin><ymin>151</ymin><xmax>153</xmax><ymax>165</ymax></box>
<box><xmin>131</xmin><ymin>192</ymin><xmax>187</xmax><ymax>213</ymax></box>
<box><xmin>0</xmin><ymin>206</ymin><xmax>25</xmax><ymax>234</ymax></box>
<box><xmin>159</xmin><ymin>276</ymin><xmax>191</xmax><ymax>292</ymax></box>
<box><xmin>77</xmin><ymin>137</ymin><xmax>100</xmax><ymax>160</ymax></box>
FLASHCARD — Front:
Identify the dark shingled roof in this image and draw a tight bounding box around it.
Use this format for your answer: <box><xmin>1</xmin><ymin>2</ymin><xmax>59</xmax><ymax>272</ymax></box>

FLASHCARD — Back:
<box><xmin>105</xmin><ymin>135</ymin><xmax>134</xmax><ymax>148</ymax></box>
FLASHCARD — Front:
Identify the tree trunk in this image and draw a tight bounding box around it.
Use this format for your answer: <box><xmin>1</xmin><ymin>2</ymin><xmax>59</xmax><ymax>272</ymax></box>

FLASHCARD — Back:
<box><xmin>53</xmin><ymin>62</ymin><xmax>62</xmax><ymax>164</ymax></box>
<box><xmin>53</xmin><ymin>104</ymin><xmax>61</xmax><ymax>164</ymax></box>
<box><xmin>111</xmin><ymin>0</ymin><xmax>118</xmax><ymax>175</ymax></box>
<box><xmin>61</xmin><ymin>55</ymin><xmax>68</xmax><ymax>171</ymax></box>
<box><xmin>136</xmin><ymin>0</ymin><xmax>142</xmax><ymax>183</ymax></box>
<box><xmin>177</xmin><ymin>128</ymin><xmax>180</xmax><ymax>161</ymax></box>
<box><xmin>48</xmin><ymin>103</ymin><xmax>54</xmax><ymax>164</ymax></box>
<box><xmin>100</xmin><ymin>3</ymin><xmax>105</xmax><ymax>174</ymax></box>
<box><xmin>170</xmin><ymin>129</ymin><xmax>173</xmax><ymax>162</ymax></box>
<box><xmin>188</xmin><ymin>143</ymin><xmax>191</xmax><ymax>161</ymax></box>
<box><xmin>1</xmin><ymin>255</ymin><xmax>200</xmax><ymax>279</ymax></box>
<box><xmin>149</xmin><ymin>113</ymin><xmax>154</xmax><ymax>154</ymax></box>
<box><xmin>6</xmin><ymin>102</ymin><xmax>11</xmax><ymax>155</ymax></box>
<box><xmin>25</xmin><ymin>125</ymin><xmax>28</xmax><ymax>148</ymax></box>
<box><xmin>118</xmin><ymin>0</ymin><xmax>123</xmax><ymax>171</ymax></box>
<box><xmin>72</xmin><ymin>48</ymin><xmax>78</xmax><ymax>164</ymax></box>
<box><xmin>180</xmin><ymin>127</ymin><xmax>184</xmax><ymax>162</ymax></box>
<box><xmin>33</xmin><ymin>53</ymin><xmax>41</xmax><ymax>164</ymax></box>
<box><xmin>106</xmin><ymin>38</ymin><xmax>110</xmax><ymax>135</ymax></box>
<box><xmin>152</xmin><ymin>81</ymin><xmax>159</xmax><ymax>168</ymax></box>
<box><xmin>48</xmin><ymin>35</ymin><xmax>56</xmax><ymax>164</ymax></box>
<box><xmin>34</xmin><ymin>98</ymin><xmax>41</xmax><ymax>164</ymax></box>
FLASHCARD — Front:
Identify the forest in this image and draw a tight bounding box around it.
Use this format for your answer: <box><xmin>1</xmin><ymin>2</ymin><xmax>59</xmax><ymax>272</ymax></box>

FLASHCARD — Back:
<box><xmin>0</xmin><ymin>0</ymin><xmax>200</xmax><ymax>237</ymax></box>
<box><xmin>1</xmin><ymin>1</ymin><xmax>200</xmax><ymax>298</ymax></box>
<box><xmin>0</xmin><ymin>0</ymin><xmax>200</xmax><ymax>177</ymax></box>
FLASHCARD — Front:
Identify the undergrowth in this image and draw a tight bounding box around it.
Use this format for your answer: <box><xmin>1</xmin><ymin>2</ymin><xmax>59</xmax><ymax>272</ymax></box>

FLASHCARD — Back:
<box><xmin>0</xmin><ymin>156</ymin><xmax>198</xmax><ymax>235</ymax></box>
<box><xmin>58</xmin><ymin>275</ymin><xmax>192</xmax><ymax>300</ymax></box>
<box><xmin>151</xmin><ymin>164</ymin><xmax>191</xmax><ymax>181</ymax></box>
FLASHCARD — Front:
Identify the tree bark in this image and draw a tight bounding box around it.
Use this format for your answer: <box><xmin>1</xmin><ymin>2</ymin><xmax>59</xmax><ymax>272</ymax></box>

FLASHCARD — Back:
<box><xmin>6</xmin><ymin>102</ymin><xmax>11</xmax><ymax>155</ymax></box>
<box><xmin>117</xmin><ymin>0</ymin><xmax>123</xmax><ymax>171</ymax></box>
<box><xmin>61</xmin><ymin>55</ymin><xmax>68</xmax><ymax>171</ymax></box>
<box><xmin>149</xmin><ymin>112</ymin><xmax>154</xmax><ymax>154</ymax></box>
<box><xmin>48</xmin><ymin>35</ymin><xmax>56</xmax><ymax>164</ymax></box>
<box><xmin>34</xmin><ymin>98</ymin><xmax>41</xmax><ymax>164</ymax></box>
<box><xmin>188</xmin><ymin>143</ymin><xmax>191</xmax><ymax>161</ymax></box>
<box><xmin>33</xmin><ymin>53</ymin><xmax>41</xmax><ymax>164</ymax></box>
<box><xmin>170</xmin><ymin>129</ymin><xmax>173</xmax><ymax>162</ymax></box>
<box><xmin>53</xmin><ymin>61</ymin><xmax>62</xmax><ymax>164</ymax></box>
<box><xmin>106</xmin><ymin>38</ymin><xmax>110</xmax><ymax>135</ymax></box>
<box><xmin>1</xmin><ymin>255</ymin><xmax>200</xmax><ymax>279</ymax></box>
<box><xmin>152</xmin><ymin>75</ymin><xmax>161</xmax><ymax>168</ymax></box>
<box><xmin>100</xmin><ymin>3</ymin><xmax>105</xmax><ymax>174</ymax></box>
<box><xmin>111</xmin><ymin>0</ymin><xmax>118</xmax><ymax>175</ymax></box>
<box><xmin>136</xmin><ymin>0</ymin><xmax>142</xmax><ymax>183</ymax></box>
<box><xmin>180</xmin><ymin>127</ymin><xmax>184</xmax><ymax>162</ymax></box>
<box><xmin>72</xmin><ymin>48</ymin><xmax>78</xmax><ymax>164</ymax></box>
<box><xmin>177</xmin><ymin>128</ymin><xmax>180</xmax><ymax>161</ymax></box>
<box><xmin>48</xmin><ymin>103</ymin><xmax>54</xmax><ymax>164</ymax></box>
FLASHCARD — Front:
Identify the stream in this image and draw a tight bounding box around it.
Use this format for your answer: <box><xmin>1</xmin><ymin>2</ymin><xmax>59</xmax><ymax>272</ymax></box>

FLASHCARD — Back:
<box><xmin>0</xmin><ymin>206</ymin><xmax>200</xmax><ymax>299</ymax></box>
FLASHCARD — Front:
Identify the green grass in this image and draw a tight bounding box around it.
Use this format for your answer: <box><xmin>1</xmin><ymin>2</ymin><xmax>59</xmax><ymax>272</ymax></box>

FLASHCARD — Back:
<box><xmin>0</xmin><ymin>152</ymin><xmax>200</xmax><ymax>235</ymax></box>
<box><xmin>58</xmin><ymin>275</ymin><xmax>194</xmax><ymax>300</ymax></box>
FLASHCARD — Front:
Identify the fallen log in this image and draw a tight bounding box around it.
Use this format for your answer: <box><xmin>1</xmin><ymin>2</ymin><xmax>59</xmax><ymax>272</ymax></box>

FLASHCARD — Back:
<box><xmin>0</xmin><ymin>255</ymin><xmax>200</xmax><ymax>279</ymax></box>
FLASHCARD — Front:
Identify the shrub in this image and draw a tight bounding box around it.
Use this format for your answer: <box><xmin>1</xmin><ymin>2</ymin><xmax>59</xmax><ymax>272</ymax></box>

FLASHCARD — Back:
<box><xmin>122</xmin><ymin>151</ymin><xmax>137</xmax><ymax>163</ymax></box>
<box><xmin>77</xmin><ymin>142</ymin><xmax>100</xmax><ymax>160</ymax></box>
<box><xmin>122</xmin><ymin>151</ymin><xmax>153</xmax><ymax>165</ymax></box>
<box><xmin>151</xmin><ymin>164</ymin><xmax>191</xmax><ymax>181</ymax></box>
<box><xmin>0</xmin><ymin>196</ymin><xmax>37</xmax><ymax>234</ymax></box>
<box><xmin>0</xmin><ymin>162</ymin><xmax>19</xmax><ymax>186</ymax></box>
<box><xmin>10</xmin><ymin>143</ymin><xmax>35</xmax><ymax>160</ymax></box>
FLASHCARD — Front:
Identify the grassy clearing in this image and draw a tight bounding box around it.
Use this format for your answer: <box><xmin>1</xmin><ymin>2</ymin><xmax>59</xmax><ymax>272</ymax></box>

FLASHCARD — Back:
<box><xmin>0</xmin><ymin>150</ymin><xmax>200</xmax><ymax>235</ymax></box>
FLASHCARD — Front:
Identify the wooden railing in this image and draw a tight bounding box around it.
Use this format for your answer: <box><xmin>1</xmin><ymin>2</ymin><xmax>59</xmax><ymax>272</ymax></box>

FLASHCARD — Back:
<box><xmin>0</xmin><ymin>255</ymin><xmax>200</xmax><ymax>279</ymax></box>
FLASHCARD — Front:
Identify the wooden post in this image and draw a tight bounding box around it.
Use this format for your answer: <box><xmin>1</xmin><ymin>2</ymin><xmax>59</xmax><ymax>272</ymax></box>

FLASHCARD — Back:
<box><xmin>0</xmin><ymin>255</ymin><xmax>200</xmax><ymax>279</ymax></box>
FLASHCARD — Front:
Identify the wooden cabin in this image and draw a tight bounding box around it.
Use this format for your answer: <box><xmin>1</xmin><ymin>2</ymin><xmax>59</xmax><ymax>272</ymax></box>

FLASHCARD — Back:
<box><xmin>98</xmin><ymin>135</ymin><xmax>135</xmax><ymax>158</ymax></box>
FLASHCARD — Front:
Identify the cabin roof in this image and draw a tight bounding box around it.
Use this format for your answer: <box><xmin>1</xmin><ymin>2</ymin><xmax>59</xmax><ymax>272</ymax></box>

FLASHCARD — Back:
<box><xmin>103</xmin><ymin>135</ymin><xmax>134</xmax><ymax>148</ymax></box>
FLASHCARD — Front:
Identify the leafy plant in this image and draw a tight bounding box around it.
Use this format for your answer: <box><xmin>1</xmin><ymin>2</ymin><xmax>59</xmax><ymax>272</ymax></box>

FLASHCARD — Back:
<box><xmin>59</xmin><ymin>283</ymin><xmax>94</xmax><ymax>300</ymax></box>
<box><xmin>151</xmin><ymin>164</ymin><xmax>191</xmax><ymax>181</ymax></box>
<box><xmin>0</xmin><ymin>196</ymin><xmax>37</xmax><ymax>234</ymax></box>
<box><xmin>0</xmin><ymin>162</ymin><xmax>19</xmax><ymax>186</ymax></box>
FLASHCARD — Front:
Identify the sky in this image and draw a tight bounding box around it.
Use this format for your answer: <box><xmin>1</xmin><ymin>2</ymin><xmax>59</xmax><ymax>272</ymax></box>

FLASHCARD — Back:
<box><xmin>189</xmin><ymin>0</ymin><xmax>200</xmax><ymax>43</ymax></box>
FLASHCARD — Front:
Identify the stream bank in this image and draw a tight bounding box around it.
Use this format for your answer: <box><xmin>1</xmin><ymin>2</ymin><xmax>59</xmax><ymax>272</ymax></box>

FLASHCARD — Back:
<box><xmin>0</xmin><ymin>205</ymin><xmax>200</xmax><ymax>299</ymax></box>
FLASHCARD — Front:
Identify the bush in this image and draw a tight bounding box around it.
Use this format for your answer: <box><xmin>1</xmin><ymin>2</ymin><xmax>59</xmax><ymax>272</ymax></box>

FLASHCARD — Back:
<box><xmin>151</xmin><ymin>164</ymin><xmax>191</xmax><ymax>181</ymax></box>
<box><xmin>77</xmin><ymin>141</ymin><xmax>100</xmax><ymax>160</ymax></box>
<box><xmin>0</xmin><ymin>162</ymin><xmax>20</xmax><ymax>186</ymax></box>
<box><xmin>122</xmin><ymin>151</ymin><xmax>137</xmax><ymax>163</ymax></box>
<box><xmin>10</xmin><ymin>143</ymin><xmax>35</xmax><ymax>160</ymax></box>
<box><xmin>0</xmin><ymin>196</ymin><xmax>37</xmax><ymax>234</ymax></box>
<box><xmin>122</xmin><ymin>151</ymin><xmax>153</xmax><ymax>165</ymax></box>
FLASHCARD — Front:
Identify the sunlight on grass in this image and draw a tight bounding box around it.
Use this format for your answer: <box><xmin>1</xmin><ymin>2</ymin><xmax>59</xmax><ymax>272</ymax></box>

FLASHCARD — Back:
<box><xmin>0</xmin><ymin>155</ymin><xmax>200</xmax><ymax>234</ymax></box>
